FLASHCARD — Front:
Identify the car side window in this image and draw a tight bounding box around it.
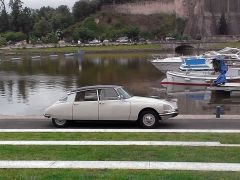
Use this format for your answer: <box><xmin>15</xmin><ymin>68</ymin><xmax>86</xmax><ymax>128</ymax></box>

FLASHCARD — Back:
<box><xmin>75</xmin><ymin>90</ymin><xmax>98</xmax><ymax>102</ymax></box>
<box><xmin>98</xmin><ymin>88</ymin><xmax>119</xmax><ymax>101</ymax></box>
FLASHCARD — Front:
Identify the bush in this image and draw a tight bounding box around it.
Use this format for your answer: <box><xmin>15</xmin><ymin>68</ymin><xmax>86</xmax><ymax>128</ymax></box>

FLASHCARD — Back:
<box><xmin>42</xmin><ymin>32</ymin><xmax>59</xmax><ymax>44</ymax></box>
<box><xmin>3</xmin><ymin>32</ymin><xmax>27</xmax><ymax>42</ymax></box>
<box><xmin>0</xmin><ymin>36</ymin><xmax>7</xmax><ymax>46</ymax></box>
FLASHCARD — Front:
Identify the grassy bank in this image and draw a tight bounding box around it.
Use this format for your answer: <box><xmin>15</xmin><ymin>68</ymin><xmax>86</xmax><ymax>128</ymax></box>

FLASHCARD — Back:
<box><xmin>1</xmin><ymin>145</ymin><xmax>240</xmax><ymax>162</ymax></box>
<box><xmin>5</xmin><ymin>44</ymin><xmax>162</xmax><ymax>54</ymax></box>
<box><xmin>1</xmin><ymin>132</ymin><xmax>240</xmax><ymax>144</ymax></box>
<box><xmin>1</xmin><ymin>169</ymin><xmax>240</xmax><ymax>180</ymax></box>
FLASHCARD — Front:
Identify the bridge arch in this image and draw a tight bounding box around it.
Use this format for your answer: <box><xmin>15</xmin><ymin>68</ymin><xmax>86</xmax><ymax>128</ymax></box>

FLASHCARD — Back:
<box><xmin>175</xmin><ymin>44</ymin><xmax>195</xmax><ymax>54</ymax></box>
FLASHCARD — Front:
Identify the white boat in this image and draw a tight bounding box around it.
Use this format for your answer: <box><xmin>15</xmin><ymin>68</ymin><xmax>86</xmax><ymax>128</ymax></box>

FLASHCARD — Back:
<box><xmin>64</xmin><ymin>53</ymin><xmax>75</xmax><ymax>57</ymax></box>
<box><xmin>218</xmin><ymin>47</ymin><xmax>240</xmax><ymax>64</ymax></box>
<box><xmin>161</xmin><ymin>78</ymin><xmax>208</xmax><ymax>93</ymax></box>
<box><xmin>11</xmin><ymin>57</ymin><xmax>22</xmax><ymax>61</ymax></box>
<box><xmin>165</xmin><ymin>68</ymin><xmax>240</xmax><ymax>86</ymax></box>
<box><xmin>151</xmin><ymin>47</ymin><xmax>240</xmax><ymax>73</ymax></box>
<box><xmin>31</xmin><ymin>56</ymin><xmax>41</xmax><ymax>59</ymax></box>
<box><xmin>151</xmin><ymin>57</ymin><xmax>183</xmax><ymax>73</ymax></box>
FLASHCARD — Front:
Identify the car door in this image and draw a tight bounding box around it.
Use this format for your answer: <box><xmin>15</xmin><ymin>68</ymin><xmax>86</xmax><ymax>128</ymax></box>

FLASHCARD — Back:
<box><xmin>72</xmin><ymin>89</ymin><xmax>99</xmax><ymax>120</ymax></box>
<box><xmin>98</xmin><ymin>88</ymin><xmax>131</xmax><ymax>120</ymax></box>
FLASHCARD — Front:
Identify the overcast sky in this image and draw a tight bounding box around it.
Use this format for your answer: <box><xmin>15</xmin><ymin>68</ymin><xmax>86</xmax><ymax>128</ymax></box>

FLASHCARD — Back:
<box><xmin>15</xmin><ymin>0</ymin><xmax>77</xmax><ymax>10</ymax></box>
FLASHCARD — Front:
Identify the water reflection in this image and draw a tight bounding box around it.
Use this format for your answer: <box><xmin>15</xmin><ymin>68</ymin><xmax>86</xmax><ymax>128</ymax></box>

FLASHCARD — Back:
<box><xmin>0</xmin><ymin>53</ymin><xmax>161</xmax><ymax>115</ymax></box>
<box><xmin>160</xmin><ymin>83</ymin><xmax>240</xmax><ymax>115</ymax></box>
<box><xmin>0</xmin><ymin>52</ymin><xmax>240</xmax><ymax>115</ymax></box>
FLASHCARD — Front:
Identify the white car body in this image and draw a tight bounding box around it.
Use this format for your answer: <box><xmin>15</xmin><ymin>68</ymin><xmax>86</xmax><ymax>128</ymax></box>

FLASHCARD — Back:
<box><xmin>44</xmin><ymin>85</ymin><xmax>178</xmax><ymax>128</ymax></box>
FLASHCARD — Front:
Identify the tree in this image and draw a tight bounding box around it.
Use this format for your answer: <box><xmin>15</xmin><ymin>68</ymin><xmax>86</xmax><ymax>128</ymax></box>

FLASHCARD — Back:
<box><xmin>218</xmin><ymin>13</ymin><xmax>228</xmax><ymax>35</ymax></box>
<box><xmin>33</xmin><ymin>17</ymin><xmax>51</xmax><ymax>37</ymax></box>
<box><xmin>19</xmin><ymin>7</ymin><xmax>34</xmax><ymax>37</ymax></box>
<box><xmin>9</xmin><ymin>0</ymin><xmax>23</xmax><ymax>31</ymax></box>
<box><xmin>0</xmin><ymin>0</ymin><xmax>9</xmax><ymax>32</ymax></box>
<box><xmin>74</xmin><ymin>27</ymin><xmax>95</xmax><ymax>42</ymax></box>
<box><xmin>124</xmin><ymin>26</ymin><xmax>140</xmax><ymax>41</ymax></box>
<box><xmin>72</xmin><ymin>0</ymin><xmax>99</xmax><ymax>21</ymax></box>
<box><xmin>51</xmin><ymin>5</ymin><xmax>73</xmax><ymax>32</ymax></box>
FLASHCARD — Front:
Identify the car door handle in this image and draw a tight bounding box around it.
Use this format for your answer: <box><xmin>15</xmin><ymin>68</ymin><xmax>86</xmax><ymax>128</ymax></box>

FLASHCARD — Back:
<box><xmin>99</xmin><ymin>102</ymin><xmax>105</xmax><ymax>105</ymax></box>
<box><xmin>73</xmin><ymin>103</ymin><xmax>79</xmax><ymax>106</ymax></box>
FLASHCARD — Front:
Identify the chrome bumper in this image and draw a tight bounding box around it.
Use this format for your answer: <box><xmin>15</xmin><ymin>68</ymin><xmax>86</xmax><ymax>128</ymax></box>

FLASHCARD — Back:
<box><xmin>43</xmin><ymin>113</ymin><xmax>51</xmax><ymax>118</ymax></box>
<box><xmin>159</xmin><ymin>111</ymin><xmax>178</xmax><ymax>120</ymax></box>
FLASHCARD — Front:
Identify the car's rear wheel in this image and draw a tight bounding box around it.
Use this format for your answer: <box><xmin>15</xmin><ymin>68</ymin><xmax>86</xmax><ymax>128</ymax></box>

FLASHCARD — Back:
<box><xmin>139</xmin><ymin>110</ymin><xmax>159</xmax><ymax>129</ymax></box>
<box><xmin>52</xmin><ymin>118</ymin><xmax>70</xmax><ymax>128</ymax></box>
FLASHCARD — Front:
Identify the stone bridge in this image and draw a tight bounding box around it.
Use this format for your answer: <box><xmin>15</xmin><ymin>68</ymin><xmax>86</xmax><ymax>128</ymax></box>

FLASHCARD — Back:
<box><xmin>158</xmin><ymin>41</ymin><xmax>226</xmax><ymax>51</ymax></box>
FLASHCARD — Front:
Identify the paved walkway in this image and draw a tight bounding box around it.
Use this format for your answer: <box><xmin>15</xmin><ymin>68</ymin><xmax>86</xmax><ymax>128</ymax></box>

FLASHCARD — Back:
<box><xmin>1</xmin><ymin>140</ymin><xmax>240</xmax><ymax>147</ymax></box>
<box><xmin>0</xmin><ymin>115</ymin><xmax>240</xmax><ymax>120</ymax></box>
<box><xmin>1</xmin><ymin>161</ymin><xmax>240</xmax><ymax>171</ymax></box>
<box><xmin>1</xmin><ymin>129</ymin><xmax>240</xmax><ymax>133</ymax></box>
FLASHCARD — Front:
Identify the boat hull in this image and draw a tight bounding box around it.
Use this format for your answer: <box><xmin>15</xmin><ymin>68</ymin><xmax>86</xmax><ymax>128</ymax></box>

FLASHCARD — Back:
<box><xmin>165</xmin><ymin>71</ymin><xmax>240</xmax><ymax>86</ymax></box>
<box><xmin>151</xmin><ymin>62</ymin><xmax>181</xmax><ymax>73</ymax></box>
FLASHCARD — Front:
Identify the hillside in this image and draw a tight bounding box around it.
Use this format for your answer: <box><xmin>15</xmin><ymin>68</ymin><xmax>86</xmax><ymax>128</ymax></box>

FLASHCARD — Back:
<box><xmin>101</xmin><ymin>0</ymin><xmax>240</xmax><ymax>37</ymax></box>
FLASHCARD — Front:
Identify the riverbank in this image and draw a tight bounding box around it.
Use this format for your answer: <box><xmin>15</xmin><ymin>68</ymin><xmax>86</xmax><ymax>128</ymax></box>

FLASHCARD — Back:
<box><xmin>1</xmin><ymin>44</ymin><xmax>162</xmax><ymax>54</ymax></box>
<box><xmin>1</xmin><ymin>41</ymin><xmax>239</xmax><ymax>54</ymax></box>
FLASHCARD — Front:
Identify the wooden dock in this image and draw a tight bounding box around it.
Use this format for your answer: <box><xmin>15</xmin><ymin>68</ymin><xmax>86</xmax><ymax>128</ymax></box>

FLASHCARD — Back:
<box><xmin>208</xmin><ymin>83</ymin><xmax>240</xmax><ymax>92</ymax></box>
<box><xmin>207</xmin><ymin>83</ymin><xmax>240</xmax><ymax>98</ymax></box>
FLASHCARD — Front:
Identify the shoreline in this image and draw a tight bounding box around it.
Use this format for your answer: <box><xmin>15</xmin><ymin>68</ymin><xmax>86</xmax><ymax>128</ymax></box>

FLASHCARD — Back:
<box><xmin>0</xmin><ymin>42</ymin><xmax>239</xmax><ymax>54</ymax></box>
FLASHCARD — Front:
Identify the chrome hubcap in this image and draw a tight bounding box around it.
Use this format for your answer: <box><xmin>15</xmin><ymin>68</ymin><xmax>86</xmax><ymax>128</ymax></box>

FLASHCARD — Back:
<box><xmin>55</xmin><ymin>119</ymin><xmax>66</xmax><ymax>126</ymax></box>
<box><xmin>142</xmin><ymin>114</ymin><xmax>155</xmax><ymax>127</ymax></box>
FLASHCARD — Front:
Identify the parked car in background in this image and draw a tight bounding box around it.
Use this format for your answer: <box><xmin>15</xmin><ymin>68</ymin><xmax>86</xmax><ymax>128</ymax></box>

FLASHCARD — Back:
<box><xmin>89</xmin><ymin>39</ymin><xmax>100</xmax><ymax>44</ymax></box>
<box><xmin>165</xmin><ymin>37</ymin><xmax>176</xmax><ymax>41</ymax></box>
<box><xmin>103</xmin><ymin>39</ymin><xmax>109</xmax><ymax>45</ymax></box>
<box><xmin>44</xmin><ymin>85</ymin><xmax>178</xmax><ymax>128</ymax></box>
<box><xmin>116</xmin><ymin>37</ymin><xmax>129</xmax><ymax>43</ymax></box>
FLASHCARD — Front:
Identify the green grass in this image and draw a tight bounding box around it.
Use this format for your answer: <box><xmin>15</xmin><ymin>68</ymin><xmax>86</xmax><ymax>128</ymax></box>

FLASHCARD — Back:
<box><xmin>1</xmin><ymin>132</ymin><xmax>240</xmax><ymax>144</ymax></box>
<box><xmin>1</xmin><ymin>146</ymin><xmax>240</xmax><ymax>162</ymax></box>
<box><xmin>0</xmin><ymin>169</ymin><xmax>240</xmax><ymax>180</ymax></box>
<box><xmin>7</xmin><ymin>44</ymin><xmax>162</xmax><ymax>53</ymax></box>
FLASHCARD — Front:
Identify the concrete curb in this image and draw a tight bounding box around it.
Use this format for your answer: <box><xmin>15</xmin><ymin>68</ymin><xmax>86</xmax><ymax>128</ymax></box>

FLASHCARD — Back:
<box><xmin>1</xmin><ymin>129</ymin><xmax>240</xmax><ymax>133</ymax></box>
<box><xmin>1</xmin><ymin>161</ymin><xmax>240</xmax><ymax>171</ymax></box>
<box><xmin>0</xmin><ymin>140</ymin><xmax>240</xmax><ymax>147</ymax></box>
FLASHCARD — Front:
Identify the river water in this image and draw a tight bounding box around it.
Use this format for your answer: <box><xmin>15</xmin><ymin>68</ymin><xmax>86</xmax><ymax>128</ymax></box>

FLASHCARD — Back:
<box><xmin>0</xmin><ymin>52</ymin><xmax>239</xmax><ymax>115</ymax></box>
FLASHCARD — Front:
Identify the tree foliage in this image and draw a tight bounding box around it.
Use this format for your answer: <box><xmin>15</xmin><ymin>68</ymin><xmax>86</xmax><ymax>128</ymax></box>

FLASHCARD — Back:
<box><xmin>72</xmin><ymin>0</ymin><xmax>100</xmax><ymax>21</ymax></box>
<box><xmin>9</xmin><ymin>0</ymin><xmax>23</xmax><ymax>31</ymax></box>
<box><xmin>0</xmin><ymin>0</ymin><xmax>187</xmax><ymax>43</ymax></box>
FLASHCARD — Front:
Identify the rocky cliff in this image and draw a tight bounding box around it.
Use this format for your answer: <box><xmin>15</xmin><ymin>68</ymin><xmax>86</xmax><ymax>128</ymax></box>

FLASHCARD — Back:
<box><xmin>102</xmin><ymin>0</ymin><xmax>240</xmax><ymax>36</ymax></box>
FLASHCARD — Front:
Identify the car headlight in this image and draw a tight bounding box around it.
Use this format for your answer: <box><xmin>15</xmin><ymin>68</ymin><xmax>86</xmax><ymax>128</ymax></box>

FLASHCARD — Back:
<box><xmin>163</xmin><ymin>104</ymin><xmax>174</xmax><ymax>113</ymax></box>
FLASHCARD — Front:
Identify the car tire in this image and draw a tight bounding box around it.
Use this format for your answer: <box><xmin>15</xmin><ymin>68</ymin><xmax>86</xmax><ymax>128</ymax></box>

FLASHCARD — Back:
<box><xmin>52</xmin><ymin>118</ymin><xmax>70</xmax><ymax>128</ymax></box>
<box><xmin>139</xmin><ymin>110</ymin><xmax>159</xmax><ymax>129</ymax></box>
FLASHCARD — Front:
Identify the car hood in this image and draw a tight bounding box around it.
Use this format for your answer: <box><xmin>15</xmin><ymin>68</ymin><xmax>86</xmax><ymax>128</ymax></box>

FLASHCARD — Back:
<box><xmin>128</xmin><ymin>96</ymin><xmax>170</xmax><ymax>105</ymax></box>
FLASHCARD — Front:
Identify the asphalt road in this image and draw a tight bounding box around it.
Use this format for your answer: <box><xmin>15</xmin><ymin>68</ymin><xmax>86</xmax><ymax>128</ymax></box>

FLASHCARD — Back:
<box><xmin>0</xmin><ymin>118</ymin><xmax>240</xmax><ymax>129</ymax></box>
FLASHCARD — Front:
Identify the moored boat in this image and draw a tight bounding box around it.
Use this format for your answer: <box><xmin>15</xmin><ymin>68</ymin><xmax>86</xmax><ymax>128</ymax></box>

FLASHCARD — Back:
<box><xmin>151</xmin><ymin>56</ymin><xmax>182</xmax><ymax>73</ymax></box>
<box><xmin>163</xmin><ymin>68</ymin><xmax>240</xmax><ymax>86</ymax></box>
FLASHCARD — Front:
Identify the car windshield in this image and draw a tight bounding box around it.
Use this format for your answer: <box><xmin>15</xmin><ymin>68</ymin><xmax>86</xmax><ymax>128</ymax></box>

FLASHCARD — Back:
<box><xmin>116</xmin><ymin>87</ymin><xmax>132</xmax><ymax>99</ymax></box>
<box><xmin>59</xmin><ymin>95</ymin><xmax>68</xmax><ymax>102</ymax></box>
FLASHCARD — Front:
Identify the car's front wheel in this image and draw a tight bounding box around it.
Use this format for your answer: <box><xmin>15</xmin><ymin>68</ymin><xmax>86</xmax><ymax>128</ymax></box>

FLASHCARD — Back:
<box><xmin>52</xmin><ymin>118</ymin><xmax>70</xmax><ymax>128</ymax></box>
<box><xmin>139</xmin><ymin>110</ymin><xmax>159</xmax><ymax>129</ymax></box>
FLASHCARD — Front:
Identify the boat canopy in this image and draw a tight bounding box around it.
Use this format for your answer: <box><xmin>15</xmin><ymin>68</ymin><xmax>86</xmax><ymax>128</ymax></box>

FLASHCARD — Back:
<box><xmin>184</xmin><ymin>57</ymin><xmax>205</xmax><ymax>66</ymax></box>
<box><xmin>212</xmin><ymin>57</ymin><xmax>227</xmax><ymax>85</ymax></box>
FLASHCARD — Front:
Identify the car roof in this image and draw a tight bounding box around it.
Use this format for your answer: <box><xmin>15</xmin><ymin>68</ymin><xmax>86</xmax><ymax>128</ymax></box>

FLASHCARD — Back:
<box><xmin>71</xmin><ymin>85</ymin><xmax>122</xmax><ymax>92</ymax></box>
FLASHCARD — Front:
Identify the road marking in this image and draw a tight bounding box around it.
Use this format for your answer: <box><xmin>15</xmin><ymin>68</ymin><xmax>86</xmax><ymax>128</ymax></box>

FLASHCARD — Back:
<box><xmin>0</xmin><ymin>141</ymin><xmax>240</xmax><ymax>147</ymax></box>
<box><xmin>1</xmin><ymin>129</ymin><xmax>240</xmax><ymax>133</ymax></box>
<box><xmin>1</xmin><ymin>161</ymin><xmax>240</xmax><ymax>171</ymax></box>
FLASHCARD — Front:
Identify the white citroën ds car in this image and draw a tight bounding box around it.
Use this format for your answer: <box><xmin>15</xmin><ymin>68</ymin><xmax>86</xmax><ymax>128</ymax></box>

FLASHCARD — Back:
<box><xmin>44</xmin><ymin>85</ymin><xmax>178</xmax><ymax>128</ymax></box>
